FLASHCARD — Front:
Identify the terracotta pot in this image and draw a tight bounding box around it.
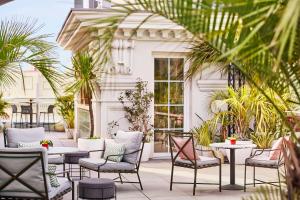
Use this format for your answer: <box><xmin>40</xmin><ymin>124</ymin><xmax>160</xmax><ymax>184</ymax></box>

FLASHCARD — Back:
<box><xmin>42</xmin><ymin>143</ymin><xmax>49</xmax><ymax>150</ymax></box>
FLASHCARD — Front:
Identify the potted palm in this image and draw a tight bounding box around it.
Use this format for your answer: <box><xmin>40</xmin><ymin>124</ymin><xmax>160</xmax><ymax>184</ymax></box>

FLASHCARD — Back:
<box><xmin>55</xmin><ymin>95</ymin><xmax>75</xmax><ymax>139</ymax></box>
<box><xmin>65</xmin><ymin>52</ymin><xmax>103</xmax><ymax>157</ymax></box>
<box><xmin>119</xmin><ymin>79</ymin><xmax>154</xmax><ymax>161</ymax></box>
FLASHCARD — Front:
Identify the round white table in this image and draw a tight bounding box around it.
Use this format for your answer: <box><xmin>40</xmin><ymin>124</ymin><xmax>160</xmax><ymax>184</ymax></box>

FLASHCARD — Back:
<box><xmin>210</xmin><ymin>142</ymin><xmax>257</xmax><ymax>190</ymax></box>
<box><xmin>47</xmin><ymin>147</ymin><xmax>79</xmax><ymax>155</ymax></box>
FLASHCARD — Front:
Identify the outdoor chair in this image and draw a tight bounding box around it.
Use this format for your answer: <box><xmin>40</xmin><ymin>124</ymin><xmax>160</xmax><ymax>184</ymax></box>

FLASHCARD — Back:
<box><xmin>3</xmin><ymin>127</ymin><xmax>64</xmax><ymax>166</ymax></box>
<box><xmin>244</xmin><ymin>138</ymin><xmax>286</xmax><ymax>192</ymax></box>
<box><xmin>40</xmin><ymin>105</ymin><xmax>55</xmax><ymax>132</ymax></box>
<box><xmin>10</xmin><ymin>104</ymin><xmax>20</xmax><ymax>128</ymax></box>
<box><xmin>79</xmin><ymin>130</ymin><xmax>145</xmax><ymax>190</ymax></box>
<box><xmin>20</xmin><ymin>105</ymin><xmax>37</xmax><ymax>128</ymax></box>
<box><xmin>0</xmin><ymin>147</ymin><xmax>74</xmax><ymax>200</ymax></box>
<box><xmin>168</xmin><ymin>131</ymin><xmax>222</xmax><ymax>196</ymax></box>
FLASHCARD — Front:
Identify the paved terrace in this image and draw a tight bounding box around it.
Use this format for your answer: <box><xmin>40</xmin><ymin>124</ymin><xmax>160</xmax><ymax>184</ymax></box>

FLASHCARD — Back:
<box><xmin>0</xmin><ymin>132</ymin><xmax>279</xmax><ymax>200</ymax></box>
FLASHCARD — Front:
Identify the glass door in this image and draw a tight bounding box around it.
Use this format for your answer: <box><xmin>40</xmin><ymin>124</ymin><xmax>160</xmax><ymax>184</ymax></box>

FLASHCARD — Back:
<box><xmin>154</xmin><ymin>58</ymin><xmax>184</xmax><ymax>154</ymax></box>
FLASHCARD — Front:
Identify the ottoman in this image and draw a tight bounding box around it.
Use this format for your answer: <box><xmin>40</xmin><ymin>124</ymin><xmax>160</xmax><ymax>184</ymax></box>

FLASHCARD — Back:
<box><xmin>78</xmin><ymin>178</ymin><xmax>116</xmax><ymax>200</ymax></box>
<box><xmin>64</xmin><ymin>151</ymin><xmax>89</xmax><ymax>177</ymax></box>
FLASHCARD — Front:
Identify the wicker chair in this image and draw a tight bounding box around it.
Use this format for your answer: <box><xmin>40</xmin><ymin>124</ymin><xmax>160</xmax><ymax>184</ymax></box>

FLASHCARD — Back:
<box><xmin>79</xmin><ymin>131</ymin><xmax>145</xmax><ymax>190</ymax></box>
<box><xmin>0</xmin><ymin>148</ymin><xmax>74</xmax><ymax>200</ymax></box>
<box><xmin>244</xmin><ymin>147</ymin><xmax>285</xmax><ymax>192</ymax></box>
<box><xmin>169</xmin><ymin>131</ymin><xmax>222</xmax><ymax>196</ymax></box>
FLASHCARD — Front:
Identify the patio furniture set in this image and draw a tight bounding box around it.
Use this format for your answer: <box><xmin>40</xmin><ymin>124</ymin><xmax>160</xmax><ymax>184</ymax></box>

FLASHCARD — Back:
<box><xmin>11</xmin><ymin>101</ymin><xmax>55</xmax><ymax>130</ymax></box>
<box><xmin>0</xmin><ymin>128</ymin><xmax>285</xmax><ymax>199</ymax></box>
<box><xmin>0</xmin><ymin>127</ymin><xmax>144</xmax><ymax>199</ymax></box>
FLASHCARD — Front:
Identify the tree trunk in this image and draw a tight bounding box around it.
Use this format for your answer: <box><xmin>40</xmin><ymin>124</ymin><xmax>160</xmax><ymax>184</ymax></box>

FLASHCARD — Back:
<box><xmin>88</xmin><ymin>97</ymin><xmax>94</xmax><ymax>138</ymax></box>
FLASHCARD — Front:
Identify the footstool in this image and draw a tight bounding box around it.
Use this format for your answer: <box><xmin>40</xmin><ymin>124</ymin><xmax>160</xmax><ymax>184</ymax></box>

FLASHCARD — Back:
<box><xmin>64</xmin><ymin>151</ymin><xmax>89</xmax><ymax>177</ymax></box>
<box><xmin>78</xmin><ymin>178</ymin><xmax>116</xmax><ymax>200</ymax></box>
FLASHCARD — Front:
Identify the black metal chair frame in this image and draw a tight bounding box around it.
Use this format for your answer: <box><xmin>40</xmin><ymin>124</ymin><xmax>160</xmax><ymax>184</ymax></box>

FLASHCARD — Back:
<box><xmin>0</xmin><ymin>151</ymin><xmax>75</xmax><ymax>200</ymax></box>
<box><xmin>40</xmin><ymin>105</ymin><xmax>55</xmax><ymax>132</ymax></box>
<box><xmin>244</xmin><ymin>148</ymin><xmax>285</xmax><ymax>192</ymax></box>
<box><xmin>168</xmin><ymin>131</ymin><xmax>222</xmax><ymax>196</ymax></box>
<box><xmin>3</xmin><ymin>128</ymin><xmax>8</xmax><ymax>148</ymax></box>
<box><xmin>11</xmin><ymin>104</ymin><xmax>21</xmax><ymax>128</ymax></box>
<box><xmin>20</xmin><ymin>105</ymin><xmax>37</xmax><ymax>128</ymax></box>
<box><xmin>79</xmin><ymin>137</ymin><xmax>145</xmax><ymax>190</ymax></box>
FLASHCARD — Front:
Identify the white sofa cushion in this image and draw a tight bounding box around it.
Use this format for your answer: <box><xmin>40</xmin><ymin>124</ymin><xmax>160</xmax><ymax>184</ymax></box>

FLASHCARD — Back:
<box><xmin>6</xmin><ymin>127</ymin><xmax>45</xmax><ymax>148</ymax></box>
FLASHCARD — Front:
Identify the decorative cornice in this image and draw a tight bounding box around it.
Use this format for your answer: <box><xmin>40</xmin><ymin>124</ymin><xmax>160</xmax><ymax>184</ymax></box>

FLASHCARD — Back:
<box><xmin>197</xmin><ymin>79</ymin><xmax>227</xmax><ymax>92</ymax></box>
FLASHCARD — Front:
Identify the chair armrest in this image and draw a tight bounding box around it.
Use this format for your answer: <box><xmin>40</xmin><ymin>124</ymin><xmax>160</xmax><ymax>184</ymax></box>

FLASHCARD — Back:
<box><xmin>249</xmin><ymin>148</ymin><xmax>280</xmax><ymax>158</ymax></box>
<box><xmin>195</xmin><ymin>148</ymin><xmax>219</xmax><ymax>159</ymax></box>
<box><xmin>97</xmin><ymin>149</ymin><xmax>143</xmax><ymax>170</ymax></box>
<box><xmin>88</xmin><ymin>149</ymin><xmax>105</xmax><ymax>153</ymax></box>
<box><xmin>46</xmin><ymin>171</ymin><xmax>74</xmax><ymax>182</ymax></box>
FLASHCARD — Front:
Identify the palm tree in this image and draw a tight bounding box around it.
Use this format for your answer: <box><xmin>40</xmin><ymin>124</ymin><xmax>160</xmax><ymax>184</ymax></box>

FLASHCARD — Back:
<box><xmin>65</xmin><ymin>52</ymin><xmax>100</xmax><ymax>138</ymax></box>
<box><xmin>0</xmin><ymin>18</ymin><xmax>61</xmax><ymax>93</ymax></box>
<box><xmin>80</xmin><ymin>0</ymin><xmax>299</xmax><ymax>198</ymax></box>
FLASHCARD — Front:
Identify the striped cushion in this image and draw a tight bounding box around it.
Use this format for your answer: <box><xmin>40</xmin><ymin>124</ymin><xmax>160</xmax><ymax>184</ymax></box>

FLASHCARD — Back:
<box><xmin>48</xmin><ymin>165</ymin><xmax>60</xmax><ymax>188</ymax></box>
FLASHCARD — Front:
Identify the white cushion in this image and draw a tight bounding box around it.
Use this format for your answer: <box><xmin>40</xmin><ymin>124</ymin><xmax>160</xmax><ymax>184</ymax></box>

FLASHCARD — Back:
<box><xmin>18</xmin><ymin>141</ymin><xmax>40</xmax><ymax>148</ymax></box>
<box><xmin>6</xmin><ymin>128</ymin><xmax>45</xmax><ymax>148</ymax></box>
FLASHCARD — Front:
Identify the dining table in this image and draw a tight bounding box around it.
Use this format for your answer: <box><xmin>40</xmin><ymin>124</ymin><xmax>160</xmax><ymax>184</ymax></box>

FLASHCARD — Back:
<box><xmin>210</xmin><ymin>142</ymin><xmax>257</xmax><ymax>190</ymax></box>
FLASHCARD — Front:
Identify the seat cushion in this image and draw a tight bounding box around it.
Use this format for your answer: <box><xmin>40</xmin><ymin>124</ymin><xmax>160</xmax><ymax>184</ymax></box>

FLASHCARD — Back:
<box><xmin>48</xmin><ymin>156</ymin><xmax>64</xmax><ymax>165</ymax></box>
<box><xmin>48</xmin><ymin>177</ymin><xmax>72</xmax><ymax>199</ymax></box>
<box><xmin>175</xmin><ymin>156</ymin><xmax>219</xmax><ymax>168</ymax></box>
<box><xmin>115</xmin><ymin>130</ymin><xmax>143</xmax><ymax>164</ymax></box>
<box><xmin>6</xmin><ymin>127</ymin><xmax>45</xmax><ymax>147</ymax></box>
<box><xmin>79</xmin><ymin>158</ymin><xmax>135</xmax><ymax>172</ymax></box>
<box><xmin>269</xmin><ymin>138</ymin><xmax>283</xmax><ymax>160</ymax></box>
<box><xmin>246</xmin><ymin>156</ymin><xmax>279</xmax><ymax>168</ymax></box>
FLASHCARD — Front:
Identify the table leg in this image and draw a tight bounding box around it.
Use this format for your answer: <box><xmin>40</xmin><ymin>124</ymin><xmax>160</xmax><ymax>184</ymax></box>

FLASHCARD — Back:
<box><xmin>222</xmin><ymin>148</ymin><xmax>244</xmax><ymax>190</ymax></box>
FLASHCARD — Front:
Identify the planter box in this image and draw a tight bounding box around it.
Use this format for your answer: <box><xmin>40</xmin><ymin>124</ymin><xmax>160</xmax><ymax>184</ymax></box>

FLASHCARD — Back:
<box><xmin>78</xmin><ymin>138</ymin><xmax>104</xmax><ymax>159</ymax></box>
<box><xmin>225</xmin><ymin>140</ymin><xmax>253</xmax><ymax>165</ymax></box>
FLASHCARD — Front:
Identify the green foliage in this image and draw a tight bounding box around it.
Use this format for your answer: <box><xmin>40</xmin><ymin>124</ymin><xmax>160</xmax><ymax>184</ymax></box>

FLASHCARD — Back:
<box><xmin>0</xmin><ymin>18</ymin><xmax>62</xmax><ymax>93</ymax></box>
<box><xmin>250</xmin><ymin>132</ymin><xmax>276</xmax><ymax>149</ymax></box>
<box><xmin>65</xmin><ymin>52</ymin><xmax>101</xmax><ymax>137</ymax></box>
<box><xmin>55</xmin><ymin>95</ymin><xmax>74</xmax><ymax>129</ymax></box>
<box><xmin>192</xmin><ymin>119</ymin><xmax>216</xmax><ymax>146</ymax></box>
<box><xmin>119</xmin><ymin>79</ymin><xmax>154</xmax><ymax>142</ymax></box>
<box><xmin>0</xmin><ymin>93</ymin><xmax>8</xmax><ymax>119</ymax></box>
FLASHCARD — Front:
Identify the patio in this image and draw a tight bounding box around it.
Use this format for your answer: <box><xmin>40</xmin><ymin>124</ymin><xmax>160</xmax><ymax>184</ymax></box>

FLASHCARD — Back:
<box><xmin>0</xmin><ymin>131</ymin><xmax>277</xmax><ymax>200</ymax></box>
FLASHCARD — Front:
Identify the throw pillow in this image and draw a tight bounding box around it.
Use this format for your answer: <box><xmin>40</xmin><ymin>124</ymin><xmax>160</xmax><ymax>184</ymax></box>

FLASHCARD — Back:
<box><xmin>48</xmin><ymin>165</ymin><xmax>60</xmax><ymax>188</ymax></box>
<box><xmin>269</xmin><ymin>137</ymin><xmax>283</xmax><ymax>160</ymax></box>
<box><xmin>18</xmin><ymin>141</ymin><xmax>40</xmax><ymax>148</ymax></box>
<box><xmin>103</xmin><ymin>139</ymin><xmax>125</xmax><ymax>162</ymax></box>
<box><xmin>172</xmin><ymin>137</ymin><xmax>200</xmax><ymax>160</ymax></box>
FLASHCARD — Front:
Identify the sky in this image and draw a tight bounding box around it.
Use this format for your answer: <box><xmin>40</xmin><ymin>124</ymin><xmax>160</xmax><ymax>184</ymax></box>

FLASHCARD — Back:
<box><xmin>0</xmin><ymin>0</ymin><xmax>74</xmax><ymax>67</ymax></box>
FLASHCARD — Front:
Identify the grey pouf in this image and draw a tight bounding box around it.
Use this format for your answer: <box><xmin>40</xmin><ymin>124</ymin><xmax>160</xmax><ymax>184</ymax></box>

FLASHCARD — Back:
<box><xmin>64</xmin><ymin>151</ymin><xmax>90</xmax><ymax>164</ymax></box>
<box><xmin>78</xmin><ymin>178</ymin><xmax>116</xmax><ymax>200</ymax></box>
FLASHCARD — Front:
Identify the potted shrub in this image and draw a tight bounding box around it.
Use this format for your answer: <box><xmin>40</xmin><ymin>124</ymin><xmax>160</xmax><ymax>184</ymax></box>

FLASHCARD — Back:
<box><xmin>40</xmin><ymin>139</ymin><xmax>53</xmax><ymax>150</ymax></box>
<box><xmin>55</xmin><ymin>95</ymin><xmax>75</xmax><ymax>139</ymax></box>
<box><xmin>119</xmin><ymin>79</ymin><xmax>154</xmax><ymax>161</ymax></box>
<box><xmin>65</xmin><ymin>52</ymin><xmax>104</xmax><ymax>156</ymax></box>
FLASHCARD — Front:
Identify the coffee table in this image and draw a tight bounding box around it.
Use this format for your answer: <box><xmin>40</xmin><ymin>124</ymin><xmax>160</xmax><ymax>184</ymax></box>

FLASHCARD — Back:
<box><xmin>210</xmin><ymin>142</ymin><xmax>256</xmax><ymax>190</ymax></box>
<box><xmin>47</xmin><ymin>147</ymin><xmax>79</xmax><ymax>155</ymax></box>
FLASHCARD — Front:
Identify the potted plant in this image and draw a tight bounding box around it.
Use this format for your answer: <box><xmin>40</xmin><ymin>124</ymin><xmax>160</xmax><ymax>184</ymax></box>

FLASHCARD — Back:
<box><xmin>40</xmin><ymin>140</ymin><xmax>53</xmax><ymax>150</ymax></box>
<box><xmin>65</xmin><ymin>52</ymin><xmax>104</xmax><ymax>156</ymax></box>
<box><xmin>119</xmin><ymin>79</ymin><xmax>154</xmax><ymax>161</ymax></box>
<box><xmin>55</xmin><ymin>95</ymin><xmax>75</xmax><ymax>139</ymax></box>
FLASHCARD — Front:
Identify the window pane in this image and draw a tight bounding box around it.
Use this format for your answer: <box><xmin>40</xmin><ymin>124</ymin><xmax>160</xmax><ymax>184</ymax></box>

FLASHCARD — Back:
<box><xmin>155</xmin><ymin>58</ymin><xmax>168</xmax><ymax>80</ymax></box>
<box><xmin>154</xmin><ymin>130</ymin><xmax>169</xmax><ymax>152</ymax></box>
<box><xmin>170</xmin><ymin>106</ymin><xmax>184</xmax><ymax>128</ymax></box>
<box><xmin>170</xmin><ymin>58</ymin><xmax>184</xmax><ymax>80</ymax></box>
<box><xmin>154</xmin><ymin>82</ymin><xmax>168</xmax><ymax>104</ymax></box>
<box><xmin>154</xmin><ymin>106</ymin><xmax>168</xmax><ymax>128</ymax></box>
<box><xmin>169</xmin><ymin>82</ymin><xmax>183</xmax><ymax>104</ymax></box>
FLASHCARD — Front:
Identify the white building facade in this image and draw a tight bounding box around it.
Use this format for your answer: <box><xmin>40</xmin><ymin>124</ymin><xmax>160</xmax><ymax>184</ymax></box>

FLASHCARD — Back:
<box><xmin>57</xmin><ymin>8</ymin><xmax>227</xmax><ymax>157</ymax></box>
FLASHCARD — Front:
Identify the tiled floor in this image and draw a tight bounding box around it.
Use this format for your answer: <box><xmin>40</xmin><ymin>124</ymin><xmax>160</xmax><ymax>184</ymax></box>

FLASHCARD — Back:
<box><xmin>0</xmin><ymin>131</ymin><xmax>279</xmax><ymax>200</ymax></box>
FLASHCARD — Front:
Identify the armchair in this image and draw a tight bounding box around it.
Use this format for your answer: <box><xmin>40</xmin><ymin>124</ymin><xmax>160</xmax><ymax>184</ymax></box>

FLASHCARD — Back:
<box><xmin>168</xmin><ymin>131</ymin><xmax>221</xmax><ymax>196</ymax></box>
<box><xmin>244</xmin><ymin>147</ymin><xmax>285</xmax><ymax>192</ymax></box>
<box><xmin>79</xmin><ymin>131</ymin><xmax>144</xmax><ymax>190</ymax></box>
<box><xmin>0</xmin><ymin>147</ymin><xmax>74</xmax><ymax>200</ymax></box>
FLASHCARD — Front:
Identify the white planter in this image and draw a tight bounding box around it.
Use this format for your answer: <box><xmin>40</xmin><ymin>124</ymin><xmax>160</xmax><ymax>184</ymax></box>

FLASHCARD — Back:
<box><xmin>65</xmin><ymin>128</ymin><xmax>74</xmax><ymax>139</ymax></box>
<box><xmin>225</xmin><ymin>140</ymin><xmax>253</xmax><ymax>165</ymax></box>
<box><xmin>78</xmin><ymin>138</ymin><xmax>104</xmax><ymax>159</ymax></box>
<box><xmin>141</xmin><ymin>143</ymin><xmax>152</xmax><ymax>162</ymax></box>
